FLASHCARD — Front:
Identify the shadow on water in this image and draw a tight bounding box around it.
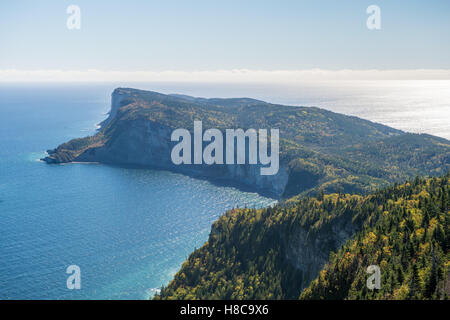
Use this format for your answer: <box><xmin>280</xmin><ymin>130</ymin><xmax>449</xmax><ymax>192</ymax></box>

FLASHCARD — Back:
<box><xmin>44</xmin><ymin>160</ymin><xmax>281</xmax><ymax>202</ymax></box>
<box><xmin>108</xmin><ymin>163</ymin><xmax>281</xmax><ymax>201</ymax></box>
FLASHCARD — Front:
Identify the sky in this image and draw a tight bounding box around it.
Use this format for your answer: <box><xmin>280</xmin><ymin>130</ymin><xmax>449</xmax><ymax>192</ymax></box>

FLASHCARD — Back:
<box><xmin>0</xmin><ymin>0</ymin><xmax>449</xmax><ymax>81</ymax></box>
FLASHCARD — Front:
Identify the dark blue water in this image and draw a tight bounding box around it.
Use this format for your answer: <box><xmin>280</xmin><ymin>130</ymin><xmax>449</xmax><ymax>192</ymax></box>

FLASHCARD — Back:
<box><xmin>0</xmin><ymin>84</ymin><xmax>276</xmax><ymax>299</ymax></box>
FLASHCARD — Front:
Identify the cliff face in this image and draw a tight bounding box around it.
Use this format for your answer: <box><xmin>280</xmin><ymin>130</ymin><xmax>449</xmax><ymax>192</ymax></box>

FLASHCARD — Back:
<box><xmin>43</xmin><ymin>87</ymin><xmax>450</xmax><ymax>198</ymax></box>
<box><xmin>74</xmin><ymin>118</ymin><xmax>289</xmax><ymax>196</ymax></box>
<box><xmin>77</xmin><ymin>119</ymin><xmax>173</xmax><ymax>165</ymax></box>
<box><xmin>284</xmin><ymin>214</ymin><xmax>356</xmax><ymax>289</ymax></box>
<box><xmin>44</xmin><ymin>89</ymin><xmax>290</xmax><ymax>196</ymax></box>
<box><xmin>98</xmin><ymin>88</ymin><xmax>129</xmax><ymax>128</ymax></box>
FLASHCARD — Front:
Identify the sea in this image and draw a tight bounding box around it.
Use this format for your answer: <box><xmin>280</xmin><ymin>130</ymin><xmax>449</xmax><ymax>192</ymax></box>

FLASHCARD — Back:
<box><xmin>0</xmin><ymin>80</ymin><xmax>449</xmax><ymax>299</ymax></box>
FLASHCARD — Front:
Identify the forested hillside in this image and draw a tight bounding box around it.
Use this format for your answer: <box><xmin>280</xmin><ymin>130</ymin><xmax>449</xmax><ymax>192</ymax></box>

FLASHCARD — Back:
<box><xmin>301</xmin><ymin>175</ymin><xmax>449</xmax><ymax>299</ymax></box>
<box><xmin>155</xmin><ymin>174</ymin><xmax>449</xmax><ymax>300</ymax></box>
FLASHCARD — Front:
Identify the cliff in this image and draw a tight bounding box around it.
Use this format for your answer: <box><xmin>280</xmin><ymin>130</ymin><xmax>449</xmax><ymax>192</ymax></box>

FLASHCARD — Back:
<box><xmin>155</xmin><ymin>174</ymin><xmax>449</xmax><ymax>300</ymax></box>
<box><xmin>43</xmin><ymin>88</ymin><xmax>450</xmax><ymax>198</ymax></box>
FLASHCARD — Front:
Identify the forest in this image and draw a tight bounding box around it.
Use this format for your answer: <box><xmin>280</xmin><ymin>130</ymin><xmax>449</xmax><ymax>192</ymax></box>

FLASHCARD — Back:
<box><xmin>155</xmin><ymin>174</ymin><xmax>449</xmax><ymax>300</ymax></box>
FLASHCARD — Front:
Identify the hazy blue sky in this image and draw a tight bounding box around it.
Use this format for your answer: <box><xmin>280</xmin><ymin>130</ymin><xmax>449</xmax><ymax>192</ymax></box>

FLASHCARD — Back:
<box><xmin>1</xmin><ymin>0</ymin><xmax>449</xmax><ymax>72</ymax></box>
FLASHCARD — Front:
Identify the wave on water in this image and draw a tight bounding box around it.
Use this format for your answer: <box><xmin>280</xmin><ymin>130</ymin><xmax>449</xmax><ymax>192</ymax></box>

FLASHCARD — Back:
<box><xmin>27</xmin><ymin>151</ymin><xmax>48</xmax><ymax>162</ymax></box>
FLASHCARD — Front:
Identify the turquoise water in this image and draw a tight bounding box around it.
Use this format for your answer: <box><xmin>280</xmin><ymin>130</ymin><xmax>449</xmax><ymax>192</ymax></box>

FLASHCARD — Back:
<box><xmin>0</xmin><ymin>84</ymin><xmax>276</xmax><ymax>299</ymax></box>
